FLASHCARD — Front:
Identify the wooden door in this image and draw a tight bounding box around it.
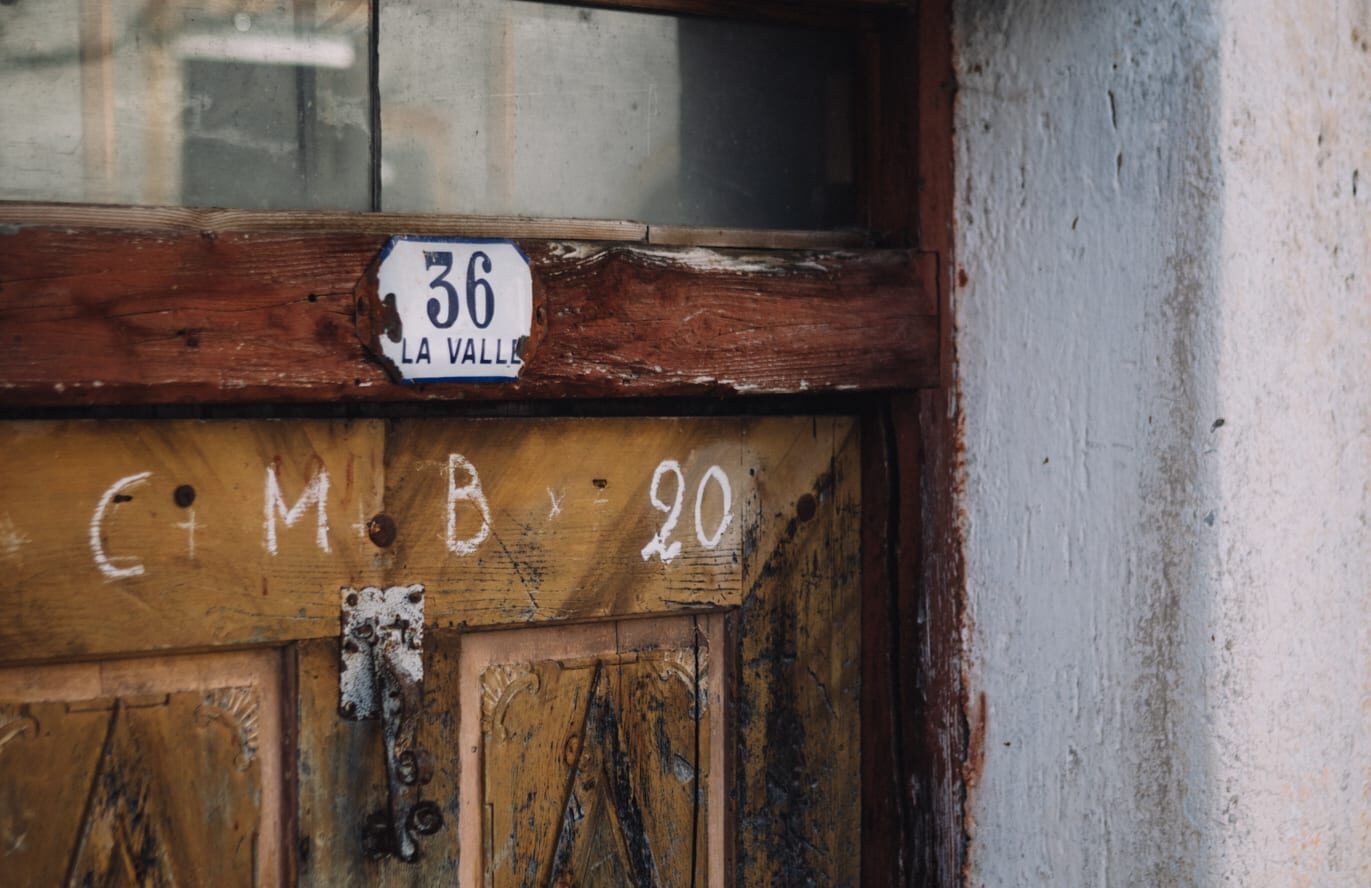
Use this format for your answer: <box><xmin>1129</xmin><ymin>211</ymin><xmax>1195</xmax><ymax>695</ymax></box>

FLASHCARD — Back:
<box><xmin>0</xmin><ymin>415</ymin><xmax>860</xmax><ymax>885</ymax></box>
<box><xmin>0</xmin><ymin>0</ymin><xmax>960</xmax><ymax>877</ymax></box>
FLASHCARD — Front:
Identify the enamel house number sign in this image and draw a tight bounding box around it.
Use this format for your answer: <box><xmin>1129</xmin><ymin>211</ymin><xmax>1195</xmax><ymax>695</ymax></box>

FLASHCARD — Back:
<box><xmin>376</xmin><ymin>236</ymin><xmax>533</xmax><ymax>383</ymax></box>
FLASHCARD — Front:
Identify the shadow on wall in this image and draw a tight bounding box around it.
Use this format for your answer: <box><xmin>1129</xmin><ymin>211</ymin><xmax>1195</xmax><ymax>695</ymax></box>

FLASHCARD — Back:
<box><xmin>954</xmin><ymin>0</ymin><xmax>1225</xmax><ymax>884</ymax></box>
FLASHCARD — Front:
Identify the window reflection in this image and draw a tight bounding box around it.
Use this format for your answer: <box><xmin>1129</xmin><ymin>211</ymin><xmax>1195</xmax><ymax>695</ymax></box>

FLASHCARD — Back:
<box><xmin>1</xmin><ymin>0</ymin><xmax>857</xmax><ymax>227</ymax></box>
<box><xmin>0</xmin><ymin>0</ymin><xmax>370</xmax><ymax>210</ymax></box>
<box><xmin>381</xmin><ymin>0</ymin><xmax>856</xmax><ymax>228</ymax></box>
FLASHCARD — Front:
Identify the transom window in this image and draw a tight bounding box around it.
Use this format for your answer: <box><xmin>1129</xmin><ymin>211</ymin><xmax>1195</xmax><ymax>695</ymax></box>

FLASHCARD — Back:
<box><xmin>0</xmin><ymin>0</ymin><xmax>859</xmax><ymax>229</ymax></box>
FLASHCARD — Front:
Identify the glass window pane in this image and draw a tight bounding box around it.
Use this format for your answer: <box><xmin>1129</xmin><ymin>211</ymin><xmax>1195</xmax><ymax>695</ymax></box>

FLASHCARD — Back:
<box><xmin>380</xmin><ymin>0</ymin><xmax>856</xmax><ymax>229</ymax></box>
<box><xmin>0</xmin><ymin>0</ymin><xmax>371</xmax><ymax>210</ymax></box>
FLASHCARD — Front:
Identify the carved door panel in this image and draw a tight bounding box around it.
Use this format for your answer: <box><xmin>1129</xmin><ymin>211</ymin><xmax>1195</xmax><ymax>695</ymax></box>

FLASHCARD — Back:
<box><xmin>0</xmin><ymin>651</ymin><xmax>284</xmax><ymax>885</ymax></box>
<box><xmin>462</xmin><ymin>616</ymin><xmax>723</xmax><ymax>888</ymax></box>
<box><xmin>0</xmin><ymin>415</ymin><xmax>858</xmax><ymax>885</ymax></box>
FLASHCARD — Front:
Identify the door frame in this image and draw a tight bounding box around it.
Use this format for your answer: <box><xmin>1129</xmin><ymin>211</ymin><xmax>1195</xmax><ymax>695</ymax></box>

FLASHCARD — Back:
<box><xmin>0</xmin><ymin>1</ymin><xmax>961</xmax><ymax>884</ymax></box>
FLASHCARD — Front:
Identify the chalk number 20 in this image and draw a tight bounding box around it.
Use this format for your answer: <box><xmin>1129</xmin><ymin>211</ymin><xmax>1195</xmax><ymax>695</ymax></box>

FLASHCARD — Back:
<box><xmin>640</xmin><ymin>460</ymin><xmax>734</xmax><ymax>563</ymax></box>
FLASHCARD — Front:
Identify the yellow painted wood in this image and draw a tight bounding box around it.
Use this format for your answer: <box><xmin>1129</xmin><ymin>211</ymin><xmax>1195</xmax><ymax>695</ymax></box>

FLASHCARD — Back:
<box><xmin>384</xmin><ymin>418</ymin><xmax>743</xmax><ymax>627</ymax></box>
<box><xmin>0</xmin><ymin>420</ymin><xmax>385</xmax><ymax>662</ymax></box>
<box><xmin>0</xmin><ymin>417</ymin><xmax>778</xmax><ymax>661</ymax></box>
<box><xmin>295</xmin><ymin>632</ymin><xmax>463</xmax><ymax>887</ymax></box>
<box><xmin>0</xmin><ymin>414</ymin><xmax>859</xmax><ymax>885</ymax></box>
<box><xmin>0</xmin><ymin>650</ymin><xmax>283</xmax><ymax>886</ymax></box>
<box><xmin>736</xmin><ymin>416</ymin><xmax>862</xmax><ymax>886</ymax></box>
<box><xmin>462</xmin><ymin>615</ymin><xmax>721</xmax><ymax>888</ymax></box>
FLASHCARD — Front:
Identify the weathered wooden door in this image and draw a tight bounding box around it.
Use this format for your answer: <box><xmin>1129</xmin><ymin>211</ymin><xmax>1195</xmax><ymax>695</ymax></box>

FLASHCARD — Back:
<box><xmin>0</xmin><ymin>415</ymin><xmax>859</xmax><ymax>885</ymax></box>
<box><xmin>0</xmin><ymin>0</ymin><xmax>960</xmax><ymax>879</ymax></box>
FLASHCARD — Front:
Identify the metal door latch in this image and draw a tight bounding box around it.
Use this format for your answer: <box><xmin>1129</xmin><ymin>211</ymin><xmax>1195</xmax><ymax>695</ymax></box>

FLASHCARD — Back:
<box><xmin>340</xmin><ymin>584</ymin><xmax>443</xmax><ymax>862</ymax></box>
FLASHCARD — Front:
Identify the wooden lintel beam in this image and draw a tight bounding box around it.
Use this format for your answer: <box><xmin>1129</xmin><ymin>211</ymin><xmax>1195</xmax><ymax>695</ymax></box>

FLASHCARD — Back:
<box><xmin>553</xmin><ymin>0</ymin><xmax>908</xmax><ymax>29</ymax></box>
<box><xmin>0</xmin><ymin>202</ymin><xmax>649</xmax><ymax>242</ymax></box>
<box><xmin>0</xmin><ymin>219</ymin><xmax>937</xmax><ymax>407</ymax></box>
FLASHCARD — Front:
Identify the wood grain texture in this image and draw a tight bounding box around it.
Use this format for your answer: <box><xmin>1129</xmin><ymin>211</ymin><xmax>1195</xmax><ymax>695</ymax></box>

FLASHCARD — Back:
<box><xmin>0</xmin><ymin>221</ymin><xmax>937</xmax><ymax>406</ymax></box>
<box><xmin>459</xmin><ymin>616</ymin><xmax>724</xmax><ymax>888</ymax></box>
<box><xmin>913</xmin><ymin>389</ymin><xmax>967</xmax><ymax>888</ymax></box>
<box><xmin>295</xmin><ymin>633</ymin><xmax>462</xmax><ymax>886</ymax></box>
<box><xmin>556</xmin><ymin>0</ymin><xmax>906</xmax><ymax>28</ymax></box>
<box><xmin>861</xmin><ymin>406</ymin><xmax>904</xmax><ymax>887</ymax></box>
<box><xmin>863</xmin><ymin>5</ymin><xmax>919</xmax><ymax>240</ymax></box>
<box><xmin>0</xmin><ymin>417</ymin><xmax>804</xmax><ymax>660</ymax></box>
<box><xmin>0</xmin><ymin>202</ymin><xmax>648</xmax><ymax>241</ymax></box>
<box><xmin>485</xmin><ymin>656</ymin><xmax>702</xmax><ymax>886</ymax></box>
<box><xmin>0</xmin><ymin>204</ymin><xmax>869</xmax><ymax>249</ymax></box>
<box><xmin>0</xmin><ymin>702</ymin><xmax>108</xmax><ymax>886</ymax></box>
<box><xmin>0</xmin><ymin>649</ymin><xmax>283</xmax><ymax>887</ymax></box>
<box><xmin>381</xmin><ymin>418</ymin><xmax>744</xmax><ymax>627</ymax></box>
<box><xmin>645</xmin><ymin>225</ymin><xmax>871</xmax><ymax>249</ymax></box>
<box><xmin>910</xmin><ymin>0</ymin><xmax>965</xmax><ymax>882</ymax></box>
<box><xmin>734</xmin><ymin>416</ymin><xmax>862</xmax><ymax>886</ymax></box>
<box><xmin>0</xmin><ymin>419</ymin><xmax>384</xmax><ymax>662</ymax></box>
<box><xmin>913</xmin><ymin>0</ymin><xmax>957</xmax><ymax>263</ymax></box>
<box><xmin>856</xmin><ymin>1</ymin><xmax>963</xmax><ymax>881</ymax></box>
<box><xmin>510</xmin><ymin>242</ymin><xmax>935</xmax><ymax>397</ymax></box>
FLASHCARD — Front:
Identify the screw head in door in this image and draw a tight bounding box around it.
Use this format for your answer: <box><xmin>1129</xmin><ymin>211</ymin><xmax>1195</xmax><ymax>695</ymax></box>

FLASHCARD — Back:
<box><xmin>408</xmin><ymin>801</ymin><xmax>444</xmax><ymax>836</ymax></box>
<box><xmin>367</xmin><ymin>513</ymin><xmax>397</xmax><ymax>548</ymax></box>
<box><xmin>396</xmin><ymin>748</ymin><xmax>434</xmax><ymax>786</ymax></box>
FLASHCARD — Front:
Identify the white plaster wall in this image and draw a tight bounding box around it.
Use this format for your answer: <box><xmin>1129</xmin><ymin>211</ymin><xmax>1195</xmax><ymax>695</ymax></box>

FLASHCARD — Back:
<box><xmin>954</xmin><ymin>0</ymin><xmax>1371</xmax><ymax>884</ymax></box>
<box><xmin>1210</xmin><ymin>2</ymin><xmax>1371</xmax><ymax>883</ymax></box>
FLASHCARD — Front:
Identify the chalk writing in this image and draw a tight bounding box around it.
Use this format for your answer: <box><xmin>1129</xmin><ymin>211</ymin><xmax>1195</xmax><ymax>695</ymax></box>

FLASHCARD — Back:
<box><xmin>177</xmin><ymin>509</ymin><xmax>200</xmax><ymax>560</ymax></box>
<box><xmin>446</xmin><ymin>453</ymin><xmax>491</xmax><ymax>555</ymax></box>
<box><xmin>264</xmin><ymin>464</ymin><xmax>330</xmax><ymax>555</ymax></box>
<box><xmin>90</xmin><ymin>471</ymin><xmax>151</xmax><ymax>579</ymax></box>
<box><xmin>80</xmin><ymin>449</ymin><xmax>739</xmax><ymax>580</ymax></box>
<box><xmin>0</xmin><ymin>514</ymin><xmax>29</xmax><ymax>561</ymax></box>
<box><xmin>642</xmin><ymin>461</ymin><xmax>734</xmax><ymax>561</ymax></box>
<box><xmin>641</xmin><ymin>460</ymin><xmax>685</xmax><ymax>563</ymax></box>
<box><xmin>694</xmin><ymin>466</ymin><xmax>733</xmax><ymax>549</ymax></box>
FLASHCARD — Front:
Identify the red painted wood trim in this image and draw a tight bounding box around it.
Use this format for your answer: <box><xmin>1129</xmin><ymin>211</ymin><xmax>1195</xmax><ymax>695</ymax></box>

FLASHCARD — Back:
<box><xmin>910</xmin><ymin>0</ymin><xmax>967</xmax><ymax>882</ymax></box>
<box><xmin>914</xmin><ymin>388</ymin><xmax>967</xmax><ymax>888</ymax></box>
<box><xmin>0</xmin><ymin>224</ymin><xmax>937</xmax><ymax>407</ymax></box>
<box><xmin>858</xmin><ymin>1</ymin><xmax>966</xmax><ymax>885</ymax></box>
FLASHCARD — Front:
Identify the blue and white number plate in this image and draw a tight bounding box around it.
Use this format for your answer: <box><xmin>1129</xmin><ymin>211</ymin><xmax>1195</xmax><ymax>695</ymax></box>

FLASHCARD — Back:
<box><xmin>376</xmin><ymin>236</ymin><xmax>533</xmax><ymax>383</ymax></box>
